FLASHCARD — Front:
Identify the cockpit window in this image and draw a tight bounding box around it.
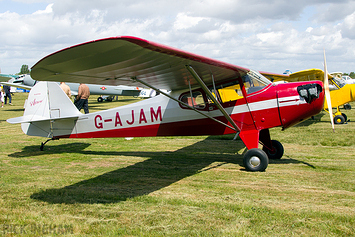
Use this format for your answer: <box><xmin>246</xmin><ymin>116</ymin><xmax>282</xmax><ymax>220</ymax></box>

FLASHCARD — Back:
<box><xmin>179</xmin><ymin>70</ymin><xmax>272</xmax><ymax>109</ymax></box>
<box><xmin>206</xmin><ymin>70</ymin><xmax>271</xmax><ymax>104</ymax></box>
<box><xmin>243</xmin><ymin>70</ymin><xmax>271</xmax><ymax>94</ymax></box>
<box><xmin>180</xmin><ymin>91</ymin><xmax>206</xmax><ymax>109</ymax></box>
<box><xmin>331</xmin><ymin>77</ymin><xmax>345</xmax><ymax>88</ymax></box>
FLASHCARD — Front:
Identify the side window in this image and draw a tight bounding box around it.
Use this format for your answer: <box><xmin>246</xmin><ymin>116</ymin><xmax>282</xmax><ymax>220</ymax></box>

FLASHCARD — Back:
<box><xmin>180</xmin><ymin>91</ymin><xmax>206</xmax><ymax>109</ymax></box>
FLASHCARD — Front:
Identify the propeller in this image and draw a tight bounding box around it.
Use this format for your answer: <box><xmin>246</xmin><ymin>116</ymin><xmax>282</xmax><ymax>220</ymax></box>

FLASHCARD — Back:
<box><xmin>323</xmin><ymin>50</ymin><xmax>334</xmax><ymax>132</ymax></box>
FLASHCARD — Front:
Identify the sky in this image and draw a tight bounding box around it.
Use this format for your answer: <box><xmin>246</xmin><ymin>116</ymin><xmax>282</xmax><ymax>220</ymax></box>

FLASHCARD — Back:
<box><xmin>1</xmin><ymin>0</ymin><xmax>355</xmax><ymax>75</ymax></box>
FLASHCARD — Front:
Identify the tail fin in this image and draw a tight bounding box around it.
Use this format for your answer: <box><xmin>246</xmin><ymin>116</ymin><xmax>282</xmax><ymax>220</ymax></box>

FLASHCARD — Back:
<box><xmin>7</xmin><ymin>81</ymin><xmax>81</xmax><ymax>138</ymax></box>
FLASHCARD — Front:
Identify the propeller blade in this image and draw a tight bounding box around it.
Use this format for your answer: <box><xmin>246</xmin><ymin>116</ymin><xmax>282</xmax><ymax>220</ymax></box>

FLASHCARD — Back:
<box><xmin>323</xmin><ymin>50</ymin><xmax>334</xmax><ymax>132</ymax></box>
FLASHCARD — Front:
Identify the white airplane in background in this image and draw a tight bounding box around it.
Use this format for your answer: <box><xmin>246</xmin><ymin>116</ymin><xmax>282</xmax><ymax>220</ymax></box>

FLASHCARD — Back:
<box><xmin>0</xmin><ymin>73</ymin><xmax>26</xmax><ymax>92</ymax></box>
<box><xmin>330</xmin><ymin>72</ymin><xmax>355</xmax><ymax>85</ymax></box>
<box><xmin>0</xmin><ymin>73</ymin><xmax>155</xmax><ymax>101</ymax></box>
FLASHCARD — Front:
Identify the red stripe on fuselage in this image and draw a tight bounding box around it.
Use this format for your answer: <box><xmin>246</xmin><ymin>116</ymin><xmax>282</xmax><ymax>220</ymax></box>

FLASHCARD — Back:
<box><xmin>68</xmin><ymin>116</ymin><xmax>238</xmax><ymax>139</ymax></box>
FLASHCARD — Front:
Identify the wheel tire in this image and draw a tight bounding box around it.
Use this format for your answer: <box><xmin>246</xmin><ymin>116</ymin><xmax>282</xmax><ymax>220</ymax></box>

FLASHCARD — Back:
<box><xmin>334</xmin><ymin>115</ymin><xmax>345</xmax><ymax>124</ymax></box>
<box><xmin>344</xmin><ymin>104</ymin><xmax>351</xmax><ymax>110</ymax></box>
<box><xmin>262</xmin><ymin>140</ymin><xmax>284</xmax><ymax>160</ymax></box>
<box><xmin>341</xmin><ymin>113</ymin><xmax>348</xmax><ymax>122</ymax></box>
<box><xmin>97</xmin><ymin>97</ymin><xmax>103</xmax><ymax>102</ymax></box>
<box><xmin>243</xmin><ymin>148</ymin><xmax>269</xmax><ymax>172</ymax></box>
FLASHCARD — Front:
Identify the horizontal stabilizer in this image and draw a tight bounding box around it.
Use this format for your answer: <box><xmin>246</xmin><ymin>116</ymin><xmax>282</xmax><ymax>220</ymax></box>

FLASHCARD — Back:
<box><xmin>7</xmin><ymin>114</ymin><xmax>80</xmax><ymax>124</ymax></box>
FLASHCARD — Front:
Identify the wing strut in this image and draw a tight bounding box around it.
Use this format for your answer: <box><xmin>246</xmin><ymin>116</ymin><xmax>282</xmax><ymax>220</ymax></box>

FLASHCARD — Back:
<box><xmin>211</xmin><ymin>73</ymin><xmax>221</xmax><ymax>102</ymax></box>
<box><xmin>132</xmin><ymin>77</ymin><xmax>237</xmax><ymax>131</ymax></box>
<box><xmin>185</xmin><ymin>65</ymin><xmax>240</xmax><ymax>132</ymax></box>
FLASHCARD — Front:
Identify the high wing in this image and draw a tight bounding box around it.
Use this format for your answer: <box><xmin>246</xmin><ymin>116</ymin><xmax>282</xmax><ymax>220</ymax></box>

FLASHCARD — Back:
<box><xmin>30</xmin><ymin>36</ymin><xmax>250</xmax><ymax>91</ymax></box>
<box><xmin>261</xmin><ymin>69</ymin><xmax>325</xmax><ymax>83</ymax></box>
<box><xmin>0</xmin><ymin>81</ymin><xmax>33</xmax><ymax>91</ymax></box>
<box><xmin>0</xmin><ymin>74</ymin><xmax>19</xmax><ymax>81</ymax></box>
<box><xmin>259</xmin><ymin>71</ymin><xmax>290</xmax><ymax>82</ymax></box>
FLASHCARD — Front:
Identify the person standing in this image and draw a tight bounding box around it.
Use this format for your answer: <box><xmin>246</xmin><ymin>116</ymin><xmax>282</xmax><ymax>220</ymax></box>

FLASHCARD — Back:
<box><xmin>74</xmin><ymin>83</ymin><xmax>90</xmax><ymax>114</ymax></box>
<box><xmin>60</xmin><ymin>82</ymin><xmax>71</xmax><ymax>98</ymax></box>
<box><xmin>0</xmin><ymin>86</ymin><xmax>4</xmax><ymax>108</ymax></box>
<box><xmin>3</xmin><ymin>85</ymin><xmax>12</xmax><ymax>105</ymax></box>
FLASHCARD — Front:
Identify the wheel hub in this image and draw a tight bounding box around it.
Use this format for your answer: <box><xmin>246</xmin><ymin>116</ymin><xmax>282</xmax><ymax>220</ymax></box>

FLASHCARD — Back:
<box><xmin>250</xmin><ymin>156</ymin><xmax>261</xmax><ymax>167</ymax></box>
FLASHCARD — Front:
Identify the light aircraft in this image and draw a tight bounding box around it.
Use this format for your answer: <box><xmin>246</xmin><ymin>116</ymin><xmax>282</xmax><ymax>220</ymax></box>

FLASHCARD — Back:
<box><xmin>331</xmin><ymin>72</ymin><xmax>355</xmax><ymax>85</ymax></box>
<box><xmin>0</xmin><ymin>74</ymin><xmax>28</xmax><ymax>92</ymax></box>
<box><xmin>0</xmin><ymin>73</ymin><xmax>22</xmax><ymax>80</ymax></box>
<box><xmin>7</xmin><ymin>36</ymin><xmax>328</xmax><ymax>172</ymax></box>
<box><xmin>0</xmin><ymin>74</ymin><xmax>144</xmax><ymax>101</ymax></box>
<box><xmin>262</xmin><ymin>68</ymin><xmax>355</xmax><ymax>124</ymax></box>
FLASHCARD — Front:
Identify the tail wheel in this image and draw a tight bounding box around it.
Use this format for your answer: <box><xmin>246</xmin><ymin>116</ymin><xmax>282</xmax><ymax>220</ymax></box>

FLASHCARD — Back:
<box><xmin>334</xmin><ymin>115</ymin><xmax>345</xmax><ymax>124</ymax></box>
<box><xmin>243</xmin><ymin>148</ymin><xmax>269</xmax><ymax>172</ymax></box>
<box><xmin>262</xmin><ymin>140</ymin><xmax>284</xmax><ymax>160</ymax></box>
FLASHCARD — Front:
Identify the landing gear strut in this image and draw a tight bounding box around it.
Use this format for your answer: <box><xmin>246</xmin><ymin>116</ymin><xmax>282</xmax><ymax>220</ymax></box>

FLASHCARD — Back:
<box><xmin>40</xmin><ymin>138</ymin><xmax>58</xmax><ymax>151</ymax></box>
<box><xmin>241</xmin><ymin>129</ymin><xmax>284</xmax><ymax>172</ymax></box>
<box><xmin>262</xmin><ymin>140</ymin><xmax>284</xmax><ymax>160</ymax></box>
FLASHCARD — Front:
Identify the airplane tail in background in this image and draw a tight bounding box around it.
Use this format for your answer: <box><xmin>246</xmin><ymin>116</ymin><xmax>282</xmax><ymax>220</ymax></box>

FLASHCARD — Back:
<box><xmin>7</xmin><ymin>81</ymin><xmax>81</xmax><ymax>138</ymax></box>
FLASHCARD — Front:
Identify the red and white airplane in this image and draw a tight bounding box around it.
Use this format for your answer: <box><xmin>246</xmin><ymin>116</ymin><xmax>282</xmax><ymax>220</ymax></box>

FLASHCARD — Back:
<box><xmin>7</xmin><ymin>36</ymin><xmax>326</xmax><ymax>172</ymax></box>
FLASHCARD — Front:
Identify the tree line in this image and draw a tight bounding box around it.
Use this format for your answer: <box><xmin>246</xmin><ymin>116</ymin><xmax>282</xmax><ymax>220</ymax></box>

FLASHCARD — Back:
<box><xmin>343</xmin><ymin>72</ymin><xmax>355</xmax><ymax>78</ymax></box>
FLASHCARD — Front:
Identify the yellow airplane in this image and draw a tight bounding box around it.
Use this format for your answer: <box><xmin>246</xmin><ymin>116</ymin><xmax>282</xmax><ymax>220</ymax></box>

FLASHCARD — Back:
<box><xmin>261</xmin><ymin>69</ymin><xmax>355</xmax><ymax>124</ymax></box>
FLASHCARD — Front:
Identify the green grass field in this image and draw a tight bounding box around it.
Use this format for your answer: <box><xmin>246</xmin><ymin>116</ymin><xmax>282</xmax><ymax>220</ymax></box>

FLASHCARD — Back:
<box><xmin>0</xmin><ymin>93</ymin><xmax>354</xmax><ymax>236</ymax></box>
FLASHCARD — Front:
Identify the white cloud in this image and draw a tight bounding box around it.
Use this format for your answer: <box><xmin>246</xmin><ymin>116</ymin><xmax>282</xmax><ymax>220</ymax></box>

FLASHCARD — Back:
<box><xmin>340</xmin><ymin>12</ymin><xmax>355</xmax><ymax>39</ymax></box>
<box><xmin>173</xmin><ymin>13</ymin><xmax>206</xmax><ymax>30</ymax></box>
<box><xmin>1</xmin><ymin>0</ymin><xmax>355</xmax><ymax>74</ymax></box>
<box><xmin>33</xmin><ymin>3</ymin><xmax>53</xmax><ymax>14</ymax></box>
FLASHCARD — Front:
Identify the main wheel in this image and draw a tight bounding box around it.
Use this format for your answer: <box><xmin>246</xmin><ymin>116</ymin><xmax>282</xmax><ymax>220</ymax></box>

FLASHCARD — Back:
<box><xmin>334</xmin><ymin>115</ymin><xmax>345</xmax><ymax>124</ymax></box>
<box><xmin>341</xmin><ymin>113</ymin><xmax>348</xmax><ymax>122</ymax></box>
<box><xmin>97</xmin><ymin>97</ymin><xmax>103</xmax><ymax>102</ymax></box>
<box><xmin>243</xmin><ymin>148</ymin><xmax>269</xmax><ymax>172</ymax></box>
<box><xmin>344</xmin><ymin>103</ymin><xmax>351</xmax><ymax>110</ymax></box>
<box><xmin>262</xmin><ymin>140</ymin><xmax>284</xmax><ymax>160</ymax></box>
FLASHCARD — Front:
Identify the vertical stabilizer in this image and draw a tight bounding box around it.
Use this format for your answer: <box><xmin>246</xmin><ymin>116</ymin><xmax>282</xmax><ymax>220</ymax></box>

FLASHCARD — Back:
<box><xmin>22</xmin><ymin>82</ymin><xmax>51</xmax><ymax>121</ymax></box>
<box><xmin>46</xmin><ymin>82</ymin><xmax>82</xmax><ymax>118</ymax></box>
<box><xmin>7</xmin><ymin>81</ymin><xmax>81</xmax><ymax>138</ymax></box>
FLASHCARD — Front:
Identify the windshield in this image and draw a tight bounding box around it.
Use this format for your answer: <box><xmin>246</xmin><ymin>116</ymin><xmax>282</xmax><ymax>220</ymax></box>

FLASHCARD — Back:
<box><xmin>243</xmin><ymin>70</ymin><xmax>271</xmax><ymax>94</ymax></box>
<box><xmin>331</xmin><ymin>77</ymin><xmax>345</xmax><ymax>88</ymax></box>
